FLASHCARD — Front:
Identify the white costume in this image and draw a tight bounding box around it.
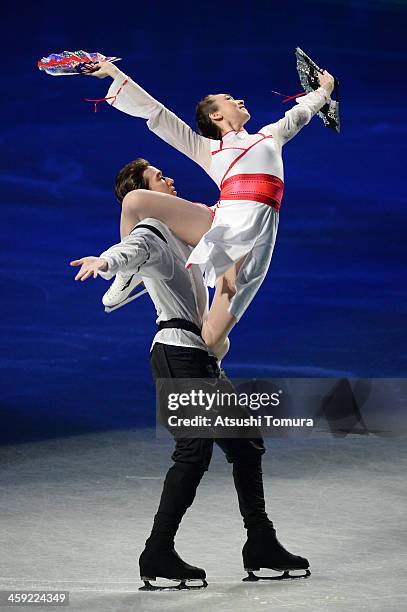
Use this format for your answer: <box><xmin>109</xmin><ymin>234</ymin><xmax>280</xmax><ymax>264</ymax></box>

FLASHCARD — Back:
<box><xmin>98</xmin><ymin>219</ymin><xmax>209</xmax><ymax>353</ymax></box>
<box><xmin>104</xmin><ymin>71</ymin><xmax>330</xmax><ymax>320</ymax></box>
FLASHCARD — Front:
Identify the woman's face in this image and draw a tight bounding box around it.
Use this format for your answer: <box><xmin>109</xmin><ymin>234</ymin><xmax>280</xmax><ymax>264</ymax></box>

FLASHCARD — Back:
<box><xmin>143</xmin><ymin>166</ymin><xmax>177</xmax><ymax>196</ymax></box>
<box><xmin>209</xmin><ymin>94</ymin><xmax>251</xmax><ymax>126</ymax></box>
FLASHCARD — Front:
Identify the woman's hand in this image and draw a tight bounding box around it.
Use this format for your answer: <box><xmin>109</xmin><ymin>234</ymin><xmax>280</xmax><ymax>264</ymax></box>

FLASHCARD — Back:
<box><xmin>318</xmin><ymin>70</ymin><xmax>335</xmax><ymax>95</ymax></box>
<box><xmin>81</xmin><ymin>61</ymin><xmax>118</xmax><ymax>79</ymax></box>
<box><xmin>70</xmin><ymin>257</ymin><xmax>108</xmax><ymax>281</ymax></box>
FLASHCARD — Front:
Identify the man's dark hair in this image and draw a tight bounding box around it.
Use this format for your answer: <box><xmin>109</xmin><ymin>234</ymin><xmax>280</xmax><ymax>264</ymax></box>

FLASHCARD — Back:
<box><xmin>115</xmin><ymin>158</ymin><xmax>150</xmax><ymax>204</ymax></box>
<box><xmin>195</xmin><ymin>95</ymin><xmax>222</xmax><ymax>140</ymax></box>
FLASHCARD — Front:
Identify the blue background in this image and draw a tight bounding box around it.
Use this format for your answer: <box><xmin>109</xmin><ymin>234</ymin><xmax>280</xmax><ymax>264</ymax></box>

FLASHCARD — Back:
<box><xmin>1</xmin><ymin>0</ymin><xmax>406</xmax><ymax>442</ymax></box>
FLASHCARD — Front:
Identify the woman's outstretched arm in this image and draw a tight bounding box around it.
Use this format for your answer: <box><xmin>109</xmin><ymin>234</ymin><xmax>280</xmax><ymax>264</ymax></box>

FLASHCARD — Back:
<box><xmin>260</xmin><ymin>70</ymin><xmax>335</xmax><ymax>147</ymax></box>
<box><xmin>83</xmin><ymin>61</ymin><xmax>213</xmax><ymax>171</ymax></box>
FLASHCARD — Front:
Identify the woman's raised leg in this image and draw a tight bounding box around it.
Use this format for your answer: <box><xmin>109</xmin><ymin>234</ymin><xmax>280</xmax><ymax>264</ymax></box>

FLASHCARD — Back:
<box><xmin>120</xmin><ymin>189</ymin><xmax>213</xmax><ymax>245</ymax></box>
<box><xmin>119</xmin><ymin>188</ymin><xmax>246</xmax><ymax>360</ymax></box>
<box><xmin>202</xmin><ymin>257</ymin><xmax>246</xmax><ymax>358</ymax></box>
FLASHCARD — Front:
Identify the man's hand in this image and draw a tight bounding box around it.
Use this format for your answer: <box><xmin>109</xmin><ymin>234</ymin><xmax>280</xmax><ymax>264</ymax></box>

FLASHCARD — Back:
<box><xmin>81</xmin><ymin>61</ymin><xmax>119</xmax><ymax>79</ymax></box>
<box><xmin>318</xmin><ymin>70</ymin><xmax>335</xmax><ymax>95</ymax></box>
<box><xmin>70</xmin><ymin>257</ymin><xmax>108</xmax><ymax>281</ymax></box>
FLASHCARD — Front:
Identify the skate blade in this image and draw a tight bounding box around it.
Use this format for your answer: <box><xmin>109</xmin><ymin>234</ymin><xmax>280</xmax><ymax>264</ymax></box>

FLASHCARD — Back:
<box><xmin>243</xmin><ymin>569</ymin><xmax>311</xmax><ymax>582</ymax></box>
<box><xmin>104</xmin><ymin>288</ymin><xmax>148</xmax><ymax>313</ymax></box>
<box><xmin>139</xmin><ymin>577</ymin><xmax>208</xmax><ymax>591</ymax></box>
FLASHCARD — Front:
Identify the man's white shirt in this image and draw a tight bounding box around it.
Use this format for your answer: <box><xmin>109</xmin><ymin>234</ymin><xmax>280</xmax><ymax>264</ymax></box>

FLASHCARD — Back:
<box><xmin>98</xmin><ymin>219</ymin><xmax>209</xmax><ymax>353</ymax></box>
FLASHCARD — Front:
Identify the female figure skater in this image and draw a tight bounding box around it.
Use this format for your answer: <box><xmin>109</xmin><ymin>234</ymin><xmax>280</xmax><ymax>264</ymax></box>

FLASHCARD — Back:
<box><xmin>83</xmin><ymin>60</ymin><xmax>334</xmax><ymax>359</ymax></box>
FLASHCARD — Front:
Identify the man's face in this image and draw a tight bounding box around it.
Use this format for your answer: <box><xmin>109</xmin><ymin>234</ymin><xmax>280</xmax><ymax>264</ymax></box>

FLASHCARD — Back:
<box><xmin>143</xmin><ymin>166</ymin><xmax>177</xmax><ymax>196</ymax></box>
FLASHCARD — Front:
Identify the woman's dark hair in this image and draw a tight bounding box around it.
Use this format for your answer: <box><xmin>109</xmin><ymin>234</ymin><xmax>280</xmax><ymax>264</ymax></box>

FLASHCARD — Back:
<box><xmin>115</xmin><ymin>158</ymin><xmax>150</xmax><ymax>204</ymax></box>
<box><xmin>195</xmin><ymin>95</ymin><xmax>222</xmax><ymax>140</ymax></box>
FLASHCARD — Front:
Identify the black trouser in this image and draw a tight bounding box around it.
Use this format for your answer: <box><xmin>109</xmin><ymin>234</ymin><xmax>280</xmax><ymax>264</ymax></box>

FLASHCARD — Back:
<box><xmin>144</xmin><ymin>343</ymin><xmax>271</xmax><ymax>549</ymax></box>
<box><xmin>150</xmin><ymin>342</ymin><xmax>266</xmax><ymax>470</ymax></box>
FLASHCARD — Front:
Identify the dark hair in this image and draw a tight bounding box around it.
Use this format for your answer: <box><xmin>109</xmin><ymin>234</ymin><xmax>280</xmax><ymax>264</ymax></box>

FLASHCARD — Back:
<box><xmin>115</xmin><ymin>158</ymin><xmax>150</xmax><ymax>204</ymax></box>
<box><xmin>195</xmin><ymin>94</ymin><xmax>222</xmax><ymax>140</ymax></box>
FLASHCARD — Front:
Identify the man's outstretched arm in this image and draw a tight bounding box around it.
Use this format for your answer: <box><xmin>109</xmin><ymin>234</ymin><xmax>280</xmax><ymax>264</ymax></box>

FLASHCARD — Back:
<box><xmin>70</xmin><ymin>231</ymin><xmax>173</xmax><ymax>282</ymax></box>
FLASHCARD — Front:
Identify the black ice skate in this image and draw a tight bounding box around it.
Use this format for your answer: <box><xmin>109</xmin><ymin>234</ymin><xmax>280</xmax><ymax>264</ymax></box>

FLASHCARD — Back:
<box><xmin>242</xmin><ymin>524</ymin><xmax>311</xmax><ymax>582</ymax></box>
<box><xmin>139</xmin><ymin>545</ymin><xmax>207</xmax><ymax>591</ymax></box>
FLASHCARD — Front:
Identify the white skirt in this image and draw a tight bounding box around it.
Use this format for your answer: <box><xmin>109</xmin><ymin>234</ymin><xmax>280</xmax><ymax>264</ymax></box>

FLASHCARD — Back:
<box><xmin>185</xmin><ymin>199</ymin><xmax>279</xmax><ymax>321</ymax></box>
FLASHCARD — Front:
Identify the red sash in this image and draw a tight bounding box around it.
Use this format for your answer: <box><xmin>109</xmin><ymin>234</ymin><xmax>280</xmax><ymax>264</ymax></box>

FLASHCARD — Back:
<box><xmin>219</xmin><ymin>173</ymin><xmax>284</xmax><ymax>211</ymax></box>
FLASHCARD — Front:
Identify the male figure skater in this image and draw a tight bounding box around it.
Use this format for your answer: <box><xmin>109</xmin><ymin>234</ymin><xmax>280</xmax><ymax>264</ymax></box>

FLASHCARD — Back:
<box><xmin>70</xmin><ymin>160</ymin><xmax>310</xmax><ymax>590</ymax></box>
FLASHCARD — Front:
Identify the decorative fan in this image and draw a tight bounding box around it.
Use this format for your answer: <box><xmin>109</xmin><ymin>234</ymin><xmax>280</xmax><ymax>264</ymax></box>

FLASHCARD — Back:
<box><xmin>37</xmin><ymin>50</ymin><xmax>121</xmax><ymax>76</ymax></box>
<box><xmin>295</xmin><ymin>47</ymin><xmax>340</xmax><ymax>133</ymax></box>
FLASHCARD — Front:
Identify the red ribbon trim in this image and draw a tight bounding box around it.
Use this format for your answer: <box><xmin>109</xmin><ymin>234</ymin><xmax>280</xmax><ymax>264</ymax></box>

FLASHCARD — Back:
<box><xmin>85</xmin><ymin>78</ymin><xmax>129</xmax><ymax>113</ymax></box>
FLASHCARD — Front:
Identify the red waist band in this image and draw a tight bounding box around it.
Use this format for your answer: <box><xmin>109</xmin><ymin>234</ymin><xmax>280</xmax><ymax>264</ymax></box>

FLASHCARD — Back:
<box><xmin>219</xmin><ymin>173</ymin><xmax>284</xmax><ymax>211</ymax></box>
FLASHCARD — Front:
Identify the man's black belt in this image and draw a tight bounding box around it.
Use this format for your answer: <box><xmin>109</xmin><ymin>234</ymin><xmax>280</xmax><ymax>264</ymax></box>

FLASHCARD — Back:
<box><xmin>157</xmin><ymin>318</ymin><xmax>202</xmax><ymax>338</ymax></box>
